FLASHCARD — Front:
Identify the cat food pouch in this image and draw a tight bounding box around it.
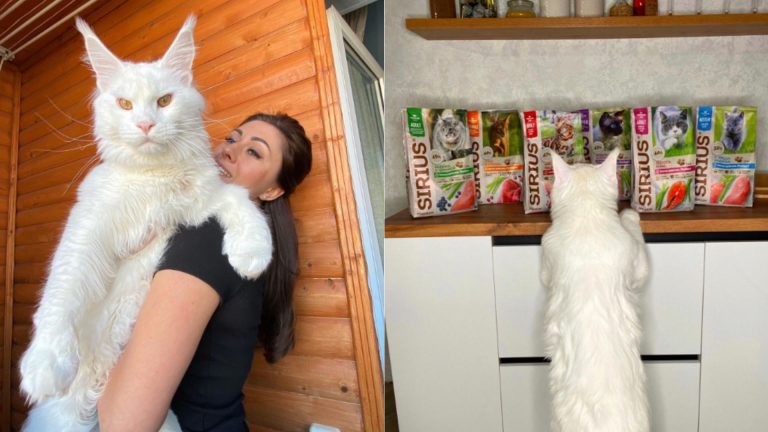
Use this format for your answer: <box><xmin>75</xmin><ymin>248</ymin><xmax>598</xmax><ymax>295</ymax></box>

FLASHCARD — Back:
<box><xmin>591</xmin><ymin>108</ymin><xmax>633</xmax><ymax>200</ymax></box>
<box><xmin>520</xmin><ymin>110</ymin><xmax>586</xmax><ymax>214</ymax></box>
<box><xmin>576</xmin><ymin>109</ymin><xmax>592</xmax><ymax>163</ymax></box>
<box><xmin>631</xmin><ymin>106</ymin><xmax>695</xmax><ymax>212</ymax></box>
<box><xmin>402</xmin><ymin>108</ymin><xmax>477</xmax><ymax>218</ymax></box>
<box><xmin>694</xmin><ymin>106</ymin><xmax>757</xmax><ymax>207</ymax></box>
<box><xmin>469</xmin><ymin>110</ymin><xmax>524</xmax><ymax>205</ymax></box>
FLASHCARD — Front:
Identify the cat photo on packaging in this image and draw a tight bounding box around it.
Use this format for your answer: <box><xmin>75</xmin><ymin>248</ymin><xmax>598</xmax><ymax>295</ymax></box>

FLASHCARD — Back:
<box><xmin>520</xmin><ymin>110</ymin><xmax>587</xmax><ymax>214</ymax></box>
<box><xmin>541</xmin><ymin>148</ymin><xmax>650</xmax><ymax>432</ymax></box>
<box><xmin>694</xmin><ymin>105</ymin><xmax>757</xmax><ymax>207</ymax></box>
<box><xmin>631</xmin><ymin>106</ymin><xmax>696</xmax><ymax>212</ymax></box>
<box><xmin>471</xmin><ymin>110</ymin><xmax>524</xmax><ymax>205</ymax></box>
<box><xmin>18</xmin><ymin>16</ymin><xmax>272</xmax><ymax>431</ymax></box>
<box><xmin>591</xmin><ymin>108</ymin><xmax>633</xmax><ymax>200</ymax></box>
<box><xmin>402</xmin><ymin>107</ymin><xmax>477</xmax><ymax>217</ymax></box>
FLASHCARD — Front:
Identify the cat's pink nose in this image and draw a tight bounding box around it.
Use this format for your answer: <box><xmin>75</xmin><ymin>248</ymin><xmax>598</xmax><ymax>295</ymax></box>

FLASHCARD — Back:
<box><xmin>137</xmin><ymin>121</ymin><xmax>155</xmax><ymax>134</ymax></box>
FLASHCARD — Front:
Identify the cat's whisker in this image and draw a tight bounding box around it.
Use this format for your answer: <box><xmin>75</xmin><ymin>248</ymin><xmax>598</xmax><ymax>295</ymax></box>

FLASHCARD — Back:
<box><xmin>34</xmin><ymin>113</ymin><xmax>95</xmax><ymax>144</ymax></box>
<box><xmin>200</xmin><ymin>114</ymin><xmax>242</xmax><ymax>130</ymax></box>
<box><xmin>29</xmin><ymin>141</ymin><xmax>97</xmax><ymax>158</ymax></box>
<box><xmin>65</xmin><ymin>154</ymin><xmax>101</xmax><ymax>194</ymax></box>
<box><xmin>168</xmin><ymin>136</ymin><xmax>218</xmax><ymax>163</ymax></box>
<box><xmin>46</xmin><ymin>97</ymin><xmax>94</xmax><ymax>128</ymax></box>
<box><xmin>202</xmin><ymin>113</ymin><xmax>241</xmax><ymax>123</ymax></box>
<box><xmin>169</xmin><ymin>135</ymin><xmax>216</xmax><ymax>158</ymax></box>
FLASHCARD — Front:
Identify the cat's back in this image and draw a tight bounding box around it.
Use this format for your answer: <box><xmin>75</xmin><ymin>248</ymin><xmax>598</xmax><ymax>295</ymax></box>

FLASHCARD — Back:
<box><xmin>543</xmin><ymin>215</ymin><xmax>634</xmax><ymax>271</ymax></box>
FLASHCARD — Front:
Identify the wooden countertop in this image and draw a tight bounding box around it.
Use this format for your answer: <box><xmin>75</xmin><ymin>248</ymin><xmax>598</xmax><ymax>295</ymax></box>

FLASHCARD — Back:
<box><xmin>385</xmin><ymin>199</ymin><xmax>768</xmax><ymax>238</ymax></box>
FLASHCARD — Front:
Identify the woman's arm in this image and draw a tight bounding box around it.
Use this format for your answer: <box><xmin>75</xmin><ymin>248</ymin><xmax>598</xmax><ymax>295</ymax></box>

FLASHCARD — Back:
<box><xmin>97</xmin><ymin>269</ymin><xmax>219</xmax><ymax>432</ymax></box>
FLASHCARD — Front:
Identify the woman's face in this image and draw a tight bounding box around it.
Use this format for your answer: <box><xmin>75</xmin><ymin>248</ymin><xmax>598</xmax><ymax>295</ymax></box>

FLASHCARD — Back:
<box><xmin>213</xmin><ymin>120</ymin><xmax>285</xmax><ymax>202</ymax></box>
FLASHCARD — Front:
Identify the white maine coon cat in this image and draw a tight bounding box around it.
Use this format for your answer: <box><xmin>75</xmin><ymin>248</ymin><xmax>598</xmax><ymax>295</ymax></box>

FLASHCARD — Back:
<box><xmin>18</xmin><ymin>16</ymin><xmax>272</xmax><ymax>431</ymax></box>
<box><xmin>540</xmin><ymin>148</ymin><xmax>650</xmax><ymax>432</ymax></box>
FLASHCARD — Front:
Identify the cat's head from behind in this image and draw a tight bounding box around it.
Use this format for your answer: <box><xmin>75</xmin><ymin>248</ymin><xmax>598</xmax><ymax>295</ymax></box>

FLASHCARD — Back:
<box><xmin>549</xmin><ymin>148</ymin><xmax>619</xmax><ymax>215</ymax></box>
<box><xmin>76</xmin><ymin>16</ymin><xmax>206</xmax><ymax>166</ymax></box>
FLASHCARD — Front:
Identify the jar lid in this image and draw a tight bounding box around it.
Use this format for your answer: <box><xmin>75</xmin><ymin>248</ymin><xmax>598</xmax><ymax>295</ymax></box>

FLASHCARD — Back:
<box><xmin>507</xmin><ymin>0</ymin><xmax>534</xmax><ymax>6</ymax></box>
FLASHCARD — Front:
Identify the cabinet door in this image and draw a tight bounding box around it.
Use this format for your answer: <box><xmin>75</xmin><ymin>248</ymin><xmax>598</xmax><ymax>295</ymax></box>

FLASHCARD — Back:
<box><xmin>386</xmin><ymin>237</ymin><xmax>503</xmax><ymax>432</ymax></box>
<box><xmin>494</xmin><ymin>243</ymin><xmax>704</xmax><ymax>357</ymax></box>
<box><xmin>700</xmin><ymin>241</ymin><xmax>768</xmax><ymax>431</ymax></box>
<box><xmin>500</xmin><ymin>361</ymin><xmax>700</xmax><ymax>432</ymax></box>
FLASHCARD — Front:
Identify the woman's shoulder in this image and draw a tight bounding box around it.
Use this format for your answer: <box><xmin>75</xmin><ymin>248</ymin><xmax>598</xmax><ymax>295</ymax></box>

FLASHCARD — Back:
<box><xmin>173</xmin><ymin>217</ymin><xmax>225</xmax><ymax>243</ymax></box>
<box><xmin>159</xmin><ymin>217</ymin><xmax>244</xmax><ymax>301</ymax></box>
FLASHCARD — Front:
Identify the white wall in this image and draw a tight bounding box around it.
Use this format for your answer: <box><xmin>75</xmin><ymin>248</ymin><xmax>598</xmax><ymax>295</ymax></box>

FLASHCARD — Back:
<box><xmin>384</xmin><ymin>1</ymin><xmax>768</xmax><ymax>216</ymax></box>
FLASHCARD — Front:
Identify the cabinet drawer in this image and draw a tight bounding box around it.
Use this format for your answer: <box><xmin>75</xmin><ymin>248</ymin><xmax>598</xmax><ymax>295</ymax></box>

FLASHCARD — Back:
<box><xmin>493</xmin><ymin>243</ymin><xmax>704</xmax><ymax>357</ymax></box>
<box><xmin>386</xmin><ymin>237</ymin><xmax>503</xmax><ymax>432</ymax></box>
<box><xmin>499</xmin><ymin>361</ymin><xmax>700</xmax><ymax>432</ymax></box>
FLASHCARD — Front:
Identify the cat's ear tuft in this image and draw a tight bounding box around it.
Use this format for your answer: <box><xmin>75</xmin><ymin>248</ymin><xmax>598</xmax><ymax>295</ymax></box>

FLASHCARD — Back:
<box><xmin>599</xmin><ymin>148</ymin><xmax>620</xmax><ymax>184</ymax></box>
<box><xmin>551</xmin><ymin>150</ymin><xmax>571</xmax><ymax>188</ymax></box>
<box><xmin>75</xmin><ymin>17</ymin><xmax>123</xmax><ymax>92</ymax></box>
<box><xmin>161</xmin><ymin>15</ymin><xmax>197</xmax><ymax>86</ymax></box>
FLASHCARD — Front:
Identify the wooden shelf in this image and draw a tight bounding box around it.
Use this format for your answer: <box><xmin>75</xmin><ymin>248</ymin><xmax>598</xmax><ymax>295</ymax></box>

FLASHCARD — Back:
<box><xmin>405</xmin><ymin>14</ymin><xmax>768</xmax><ymax>40</ymax></box>
<box><xmin>385</xmin><ymin>199</ymin><xmax>768</xmax><ymax>238</ymax></box>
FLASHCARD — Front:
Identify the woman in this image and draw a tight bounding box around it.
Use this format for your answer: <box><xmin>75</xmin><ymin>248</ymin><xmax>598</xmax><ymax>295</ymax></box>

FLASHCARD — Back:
<box><xmin>97</xmin><ymin>113</ymin><xmax>313</xmax><ymax>432</ymax></box>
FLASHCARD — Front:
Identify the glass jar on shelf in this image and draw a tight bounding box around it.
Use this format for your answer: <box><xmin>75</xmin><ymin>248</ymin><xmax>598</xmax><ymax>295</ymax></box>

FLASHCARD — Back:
<box><xmin>460</xmin><ymin>0</ymin><xmax>498</xmax><ymax>18</ymax></box>
<box><xmin>506</xmin><ymin>0</ymin><xmax>536</xmax><ymax>16</ymax></box>
<box><xmin>609</xmin><ymin>0</ymin><xmax>633</xmax><ymax>15</ymax></box>
<box><xmin>575</xmin><ymin>0</ymin><xmax>605</xmax><ymax>16</ymax></box>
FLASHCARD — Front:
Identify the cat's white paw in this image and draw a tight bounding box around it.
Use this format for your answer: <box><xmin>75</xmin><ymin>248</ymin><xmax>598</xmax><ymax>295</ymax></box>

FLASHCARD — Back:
<box><xmin>223</xmin><ymin>220</ymin><xmax>272</xmax><ymax>279</ymax></box>
<box><xmin>620</xmin><ymin>208</ymin><xmax>640</xmax><ymax>225</ymax></box>
<box><xmin>19</xmin><ymin>338</ymin><xmax>78</xmax><ymax>403</ymax></box>
<box><xmin>223</xmin><ymin>229</ymin><xmax>272</xmax><ymax>280</ymax></box>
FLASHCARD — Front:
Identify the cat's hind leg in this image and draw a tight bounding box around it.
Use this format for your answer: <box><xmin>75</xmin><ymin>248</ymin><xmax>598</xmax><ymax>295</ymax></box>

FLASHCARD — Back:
<box><xmin>21</xmin><ymin>397</ymin><xmax>96</xmax><ymax>432</ymax></box>
<box><xmin>20</xmin><ymin>215</ymin><xmax>118</xmax><ymax>402</ymax></box>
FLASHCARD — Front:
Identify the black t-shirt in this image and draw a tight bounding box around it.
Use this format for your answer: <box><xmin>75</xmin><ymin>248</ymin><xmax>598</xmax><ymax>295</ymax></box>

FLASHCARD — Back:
<box><xmin>157</xmin><ymin>218</ymin><xmax>265</xmax><ymax>432</ymax></box>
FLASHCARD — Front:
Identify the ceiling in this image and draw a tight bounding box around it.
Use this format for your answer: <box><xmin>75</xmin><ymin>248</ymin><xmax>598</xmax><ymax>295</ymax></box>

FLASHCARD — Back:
<box><xmin>0</xmin><ymin>0</ymin><xmax>114</xmax><ymax>69</ymax></box>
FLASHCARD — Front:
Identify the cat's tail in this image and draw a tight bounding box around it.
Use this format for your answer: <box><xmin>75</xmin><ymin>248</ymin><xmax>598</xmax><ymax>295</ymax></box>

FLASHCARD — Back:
<box><xmin>22</xmin><ymin>397</ymin><xmax>96</xmax><ymax>432</ymax></box>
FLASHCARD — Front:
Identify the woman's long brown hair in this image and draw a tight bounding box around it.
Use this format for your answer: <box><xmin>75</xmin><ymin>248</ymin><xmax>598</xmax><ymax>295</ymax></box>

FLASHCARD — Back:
<box><xmin>242</xmin><ymin>113</ymin><xmax>312</xmax><ymax>363</ymax></box>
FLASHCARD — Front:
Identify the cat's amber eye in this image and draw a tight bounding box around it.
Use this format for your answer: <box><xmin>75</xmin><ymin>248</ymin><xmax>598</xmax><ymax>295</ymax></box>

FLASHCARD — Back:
<box><xmin>117</xmin><ymin>98</ymin><xmax>132</xmax><ymax>110</ymax></box>
<box><xmin>157</xmin><ymin>94</ymin><xmax>173</xmax><ymax>108</ymax></box>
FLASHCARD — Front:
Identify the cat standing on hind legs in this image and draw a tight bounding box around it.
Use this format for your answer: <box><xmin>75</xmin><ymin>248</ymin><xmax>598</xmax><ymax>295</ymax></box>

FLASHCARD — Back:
<box><xmin>541</xmin><ymin>148</ymin><xmax>650</xmax><ymax>432</ymax></box>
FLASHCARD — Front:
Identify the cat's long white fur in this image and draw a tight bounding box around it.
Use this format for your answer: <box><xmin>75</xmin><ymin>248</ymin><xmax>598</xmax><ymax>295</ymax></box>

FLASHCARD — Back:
<box><xmin>19</xmin><ymin>16</ymin><xmax>271</xmax><ymax>431</ymax></box>
<box><xmin>541</xmin><ymin>149</ymin><xmax>650</xmax><ymax>432</ymax></box>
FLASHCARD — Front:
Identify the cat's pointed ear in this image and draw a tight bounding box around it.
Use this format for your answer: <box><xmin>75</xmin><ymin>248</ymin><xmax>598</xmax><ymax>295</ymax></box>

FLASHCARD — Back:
<box><xmin>75</xmin><ymin>17</ymin><xmax>123</xmax><ymax>91</ymax></box>
<box><xmin>599</xmin><ymin>148</ymin><xmax>620</xmax><ymax>184</ymax></box>
<box><xmin>161</xmin><ymin>15</ymin><xmax>197</xmax><ymax>86</ymax></box>
<box><xmin>551</xmin><ymin>151</ymin><xmax>572</xmax><ymax>187</ymax></box>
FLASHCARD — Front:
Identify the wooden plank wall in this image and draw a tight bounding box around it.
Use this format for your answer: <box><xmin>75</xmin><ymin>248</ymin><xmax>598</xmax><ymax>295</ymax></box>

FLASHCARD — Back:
<box><xmin>9</xmin><ymin>0</ymin><xmax>380</xmax><ymax>430</ymax></box>
<box><xmin>0</xmin><ymin>63</ymin><xmax>20</xmax><ymax>430</ymax></box>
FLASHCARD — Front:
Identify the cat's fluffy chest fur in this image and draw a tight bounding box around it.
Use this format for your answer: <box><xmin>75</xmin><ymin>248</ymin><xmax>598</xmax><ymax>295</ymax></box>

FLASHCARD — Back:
<box><xmin>540</xmin><ymin>149</ymin><xmax>650</xmax><ymax>432</ymax></box>
<box><xmin>81</xmin><ymin>162</ymin><xmax>218</xmax><ymax>239</ymax></box>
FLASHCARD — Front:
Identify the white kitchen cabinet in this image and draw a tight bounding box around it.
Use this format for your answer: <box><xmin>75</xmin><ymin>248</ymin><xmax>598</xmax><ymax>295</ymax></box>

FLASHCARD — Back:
<box><xmin>386</xmin><ymin>233</ymin><xmax>768</xmax><ymax>432</ymax></box>
<box><xmin>493</xmin><ymin>243</ymin><xmax>705</xmax><ymax>357</ymax></box>
<box><xmin>499</xmin><ymin>361</ymin><xmax>701</xmax><ymax>432</ymax></box>
<box><xmin>385</xmin><ymin>236</ymin><xmax>503</xmax><ymax>432</ymax></box>
<box><xmin>699</xmin><ymin>241</ymin><xmax>768</xmax><ymax>432</ymax></box>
